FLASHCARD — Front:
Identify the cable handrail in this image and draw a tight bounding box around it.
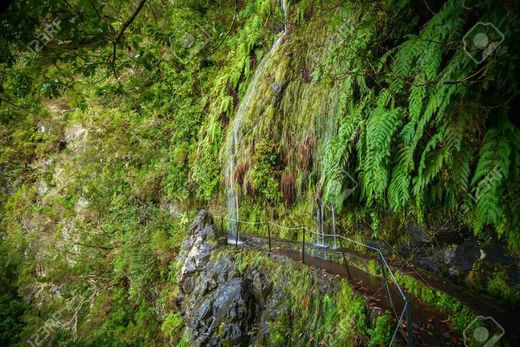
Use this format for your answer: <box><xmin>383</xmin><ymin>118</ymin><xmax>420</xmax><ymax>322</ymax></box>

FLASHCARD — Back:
<box><xmin>215</xmin><ymin>214</ymin><xmax>413</xmax><ymax>346</ymax></box>
<box><xmin>221</xmin><ymin>215</ymin><xmax>406</xmax><ymax>300</ymax></box>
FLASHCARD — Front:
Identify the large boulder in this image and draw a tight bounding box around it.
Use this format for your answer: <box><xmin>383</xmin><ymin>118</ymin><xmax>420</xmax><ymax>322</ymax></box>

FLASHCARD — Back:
<box><xmin>176</xmin><ymin>210</ymin><xmax>272</xmax><ymax>346</ymax></box>
<box><xmin>178</xmin><ymin>210</ymin><xmax>226</xmax><ymax>290</ymax></box>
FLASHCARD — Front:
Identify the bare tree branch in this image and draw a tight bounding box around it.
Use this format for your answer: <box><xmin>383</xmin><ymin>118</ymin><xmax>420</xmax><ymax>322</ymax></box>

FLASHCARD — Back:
<box><xmin>111</xmin><ymin>0</ymin><xmax>147</xmax><ymax>86</ymax></box>
<box><xmin>114</xmin><ymin>0</ymin><xmax>147</xmax><ymax>44</ymax></box>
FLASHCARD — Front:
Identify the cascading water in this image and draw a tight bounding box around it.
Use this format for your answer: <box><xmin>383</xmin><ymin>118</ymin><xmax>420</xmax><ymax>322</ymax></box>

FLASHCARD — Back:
<box><xmin>315</xmin><ymin>202</ymin><xmax>326</xmax><ymax>247</ymax></box>
<box><xmin>225</xmin><ymin>0</ymin><xmax>289</xmax><ymax>243</ymax></box>
<box><xmin>280</xmin><ymin>0</ymin><xmax>289</xmax><ymax>32</ymax></box>
<box><xmin>315</xmin><ymin>198</ymin><xmax>338</xmax><ymax>249</ymax></box>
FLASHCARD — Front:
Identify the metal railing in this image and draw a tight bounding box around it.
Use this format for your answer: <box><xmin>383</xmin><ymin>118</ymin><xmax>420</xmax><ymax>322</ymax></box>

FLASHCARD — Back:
<box><xmin>215</xmin><ymin>214</ymin><xmax>413</xmax><ymax>346</ymax></box>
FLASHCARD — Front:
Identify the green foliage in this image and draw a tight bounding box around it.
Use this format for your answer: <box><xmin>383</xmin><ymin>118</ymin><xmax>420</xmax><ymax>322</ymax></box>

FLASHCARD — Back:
<box><xmin>367</xmin><ymin>313</ymin><xmax>392</xmax><ymax>347</ymax></box>
<box><xmin>471</xmin><ymin>117</ymin><xmax>519</xmax><ymax>238</ymax></box>
<box><xmin>161</xmin><ymin>312</ymin><xmax>184</xmax><ymax>343</ymax></box>
<box><xmin>362</xmin><ymin>92</ymin><xmax>403</xmax><ymax>204</ymax></box>
<box><xmin>1</xmin><ymin>0</ymin><xmax>520</xmax><ymax>344</ymax></box>
<box><xmin>488</xmin><ymin>271</ymin><xmax>513</xmax><ymax>301</ymax></box>
<box><xmin>318</xmin><ymin>0</ymin><xmax>520</xmax><ymax>248</ymax></box>
<box><xmin>0</xmin><ymin>240</ymin><xmax>27</xmax><ymax>346</ymax></box>
<box><xmin>250</xmin><ymin>141</ymin><xmax>282</xmax><ymax>203</ymax></box>
<box><xmin>192</xmin><ymin>0</ymin><xmax>276</xmax><ymax>201</ymax></box>
<box><xmin>484</xmin><ymin>268</ymin><xmax>520</xmax><ymax>306</ymax></box>
<box><xmin>230</xmin><ymin>249</ymin><xmax>369</xmax><ymax>346</ymax></box>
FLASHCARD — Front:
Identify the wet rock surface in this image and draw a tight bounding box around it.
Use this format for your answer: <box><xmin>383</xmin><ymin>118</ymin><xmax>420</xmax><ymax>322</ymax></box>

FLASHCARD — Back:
<box><xmin>413</xmin><ymin>239</ymin><xmax>480</xmax><ymax>280</ymax></box>
<box><xmin>176</xmin><ymin>210</ymin><xmax>272</xmax><ymax>346</ymax></box>
<box><xmin>399</xmin><ymin>222</ymin><xmax>483</xmax><ymax>281</ymax></box>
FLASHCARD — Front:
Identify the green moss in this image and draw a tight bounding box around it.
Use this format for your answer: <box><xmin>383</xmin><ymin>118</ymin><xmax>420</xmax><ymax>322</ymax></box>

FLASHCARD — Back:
<box><xmin>367</xmin><ymin>259</ymin><xmax>381</xmax><ymax>277</ymax></box>
<box><xmin>345</xmin><ymin>251</ymin><xmax>477</xmax><ymax>333</ymax></box>
<box><xmin>250</xmin><ymin>141</ymin><xmax>282</xmax><ymax>203</ymax></box>
<box><xmin>161</xmin><ymin>312</ymin><xmax>184</xmax><ymax>343</ymax></box>
<box><xmin>465</xmin><ymin>262</ymin><xmax>520</xmax><ymax>306</ymax></box>
<box><xmin>392</xmin><ymin>272</ymin><xmax>475</xmax><ymax>332</ymax></box>
<box><xmin>367</xmin><ymin>313</ymin><xmax>393</xmax><ymax>347</ymax></box>
<box><xmin>487</xmin><ymin>270</ymin><xmax>520</xmax><ymax>306</ymax></box>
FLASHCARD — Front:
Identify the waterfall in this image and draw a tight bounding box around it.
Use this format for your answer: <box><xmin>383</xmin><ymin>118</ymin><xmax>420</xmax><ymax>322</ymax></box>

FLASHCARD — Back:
<box><xmin>280</xmin><ymin>0</ymin><xmax>289</xmax><ymax>32</ymax></box>
<box><xmin>225</xmin><ymin>1</ymin><xmax>289</xmax><ymax>243</ymax></box>
<box><xmin>315</xmin><ymin>198</ymin><xmax>338</xmax><ymax>248</ymax></box>
<box><xmin>316</xmin><ymin>202</ymin><xmax>325</xmax><ymax>246</ymax></box>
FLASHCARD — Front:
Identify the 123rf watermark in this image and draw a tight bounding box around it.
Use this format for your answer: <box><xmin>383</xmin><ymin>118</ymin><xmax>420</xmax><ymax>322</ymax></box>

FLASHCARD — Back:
<box><xmin>463</xmin><ymin>316</ymin><xmax>505</xmax><ymax>347</ymax></box>
<box><xmin>459</xmin><ymin>164</ymin><xmax>503</xmax><ymax>217</ymax></box>
<box><xmin>26</xmin><ymin>17</ymin><xmax>61</xmax><ymax>54</ymax></box>
<box><xmin>463</xmin><ymin>22</ymin><xmax>504</xmax><ymax>64</ymax></box>
<box><xmin>25</xmin><ymin>308</ymin><xmax>64</xmax><ymax>347</ymax></box>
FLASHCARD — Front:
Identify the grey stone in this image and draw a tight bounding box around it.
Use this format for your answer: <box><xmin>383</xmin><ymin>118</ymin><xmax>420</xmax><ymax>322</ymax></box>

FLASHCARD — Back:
<box><xmin>409</xmin><ymin>223</ymin><xmax>429</xmax><ymax>246</ymax></box>
<box><xmin>453</xmin><ymin>238</ymin><xmax>479</xmax><ymax>271</ymax></box>
<box><xmin>176</xmin><ymin>210</ymin><xmax>271</xmax><ymax>347</ymax></box>
<box><xmin>443</xmin><ymin>245</ymin><xmax>457</xmax><ymax>265</ymax></box>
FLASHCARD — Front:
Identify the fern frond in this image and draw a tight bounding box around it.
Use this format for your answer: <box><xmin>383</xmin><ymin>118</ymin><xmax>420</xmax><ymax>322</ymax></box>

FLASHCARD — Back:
<box><xmin>471</xmin><ymin>119</ymin><xmax>512</xmax><ymax>233</ymax></box>
<box><xmin>362</xmin><ymin>96</ymin><xmax>403</xmax><ymax>204</ymax></box>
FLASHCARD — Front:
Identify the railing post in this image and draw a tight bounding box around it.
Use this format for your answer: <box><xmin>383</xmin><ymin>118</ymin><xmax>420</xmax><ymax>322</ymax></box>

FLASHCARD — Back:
<box><xmin>380</xmin><ymin>255</ymin><xmax>396</xmax><ymax>317</ymax></box>
<box><xmin>338</xmin><ymin>237</ymin><xmax>352</xmax><ymax>280</ymax></box>
<box><xmin>302</xmin><ymin>228</ymin><xmax>305</xmax><ymax>264</ymax></box>
<box><xmin>268</xmin><ymin>223</ymin><xmax>272</xmax><ymax>256</ymax></box>
<box><xmin>406</xmin><ymin>297</ymin><xmax>413</xmax><ymax>347</ymax></box>
<box><xmin>235</xmin><ymin>220</ymin><xmax>239</xmax><ymax>247</ymax></box>
<box><xmin>332</xmin><ymin>206</ymin><xmax>337</xmax><ymax>249</ymax></box>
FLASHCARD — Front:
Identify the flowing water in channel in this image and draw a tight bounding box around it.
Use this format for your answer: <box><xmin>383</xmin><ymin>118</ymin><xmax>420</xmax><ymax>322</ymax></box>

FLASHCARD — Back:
<box><xmin>225</xmin><ymin>0</ymin><xmax>289</xmax><ymax>243</ymax></box>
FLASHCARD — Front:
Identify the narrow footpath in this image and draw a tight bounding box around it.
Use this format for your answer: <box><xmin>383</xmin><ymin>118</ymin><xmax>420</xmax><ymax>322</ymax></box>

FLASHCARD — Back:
<box><xmin>236</xmin><ymin>233</ymin><xmax>519</xmax><ymax>346</ymax></box>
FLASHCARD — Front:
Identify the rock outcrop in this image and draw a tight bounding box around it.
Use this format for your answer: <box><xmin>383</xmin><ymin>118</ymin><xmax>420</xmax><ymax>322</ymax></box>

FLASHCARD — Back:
<box><xmin>176</xmin><ymin>210</ymin><xmax>272</xmax><ymax>346</ymax></box>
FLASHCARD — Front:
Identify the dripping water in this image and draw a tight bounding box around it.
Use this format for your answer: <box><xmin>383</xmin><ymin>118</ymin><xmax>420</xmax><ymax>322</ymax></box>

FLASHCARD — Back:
<box><xmin>225</xmin><ymin>0</ymin><xmax>289</xmax><ymax>244</ymax></box>
<box><xmin>315</xmin><ymin>198</ymin><xmax>338</xmax><ymax>251</ymax></box>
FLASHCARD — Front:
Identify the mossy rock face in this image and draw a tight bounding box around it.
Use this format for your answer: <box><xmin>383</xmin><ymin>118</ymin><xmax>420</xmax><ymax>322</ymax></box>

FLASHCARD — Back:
<box><xmin>178</xmin><ymin>210</ymin><xmax>227</xmax><ymax>292</ymax></box>
<box><xmin>175</xmin><ymin>211</ymin><xmax>374</xmax><ymax>346</ymax></box>
<box><xmin>176</xmin><ymin>211</ymin><xmax>272</xmax><ymax>346</ymax></box>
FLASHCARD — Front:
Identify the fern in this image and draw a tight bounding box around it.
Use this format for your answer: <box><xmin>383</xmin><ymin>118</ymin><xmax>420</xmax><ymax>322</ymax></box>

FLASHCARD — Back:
<box><xmin>413</xmin><ymin>129</ymin><xmax>445</xmax><ymax>211</ymax></box>
<box><xmin>471</xmin><ymin>119</ymin><xmax>512</xmax><ymax>234</ymax></box>
<box><xmin>362</xmin><ymin>90</ymin><xmax>403</xmax><ymax>204</ymax></box>
<box><xmin>388</xmin><ymin>160</ymin><xmax>411</xmax><ymax>212</ymax></box>
<box><xmin>408</xmin><ymin>83</ymin><xmax>426</xmax><ymax>121</ymax></box>
<box><xmin>322</xmin><ymin>102</ymin><xmax>362</xmax><ymax>206</ymax></box>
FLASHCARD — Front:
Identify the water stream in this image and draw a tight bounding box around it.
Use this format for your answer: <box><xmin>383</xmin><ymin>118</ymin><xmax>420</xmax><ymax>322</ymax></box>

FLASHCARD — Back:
<box><xmin>225</xmin><ymin>0</ymin><xmax>289</xmax><ymax>243</ymax></box>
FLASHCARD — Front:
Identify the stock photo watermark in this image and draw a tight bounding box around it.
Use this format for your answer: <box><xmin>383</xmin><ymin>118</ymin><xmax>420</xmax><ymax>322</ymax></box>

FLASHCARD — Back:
<box><xmin>463</xmin><ymin>22</ymin><xmax>504</xmax><ymax>64</ymax></box>
<box><xmin>26</xmin><ymin>16</ymin><xmax>61</xmax><ymax>54</ymax></box>
<box><xmin>341</xmin><ymin>169</ymin><xmax>358</xmax><ymax>200</ymax></box>
<box><xmin>326</xmin><ymin>169</ymin><xmax>358</xmax><ymax>208</ymax></box>
<box><xmin>459</xmin><ymin>164</ymin><xmax>503</xmax><ymax>217</ymax></box>
<box><xmin>463</xmin><ymin>316</ymin><xmax>505</xmax><ymax>347</ymax></box>
<box><xmin>26</xmin><ymin>308</ymin><xmax>64</xmax><ymax>347</ymax></box>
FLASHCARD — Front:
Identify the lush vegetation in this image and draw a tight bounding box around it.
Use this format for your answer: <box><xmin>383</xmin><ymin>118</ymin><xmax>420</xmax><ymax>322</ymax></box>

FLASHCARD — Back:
<box><xmin>1</xmin><ymin>0</ymin><xmax>519</xmax><ymax>345</ymax></box>
<box><xmin>229</xmin><ymin>249</ymin><xmax>393</xmax><ymax>346</ymax></box>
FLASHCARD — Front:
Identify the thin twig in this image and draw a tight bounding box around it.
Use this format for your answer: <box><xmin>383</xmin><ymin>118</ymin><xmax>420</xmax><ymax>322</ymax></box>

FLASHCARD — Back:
<box><xmin>111</xmin><ymin>0</ymin><xmax>147</xmax><ymax>89</ymax></box>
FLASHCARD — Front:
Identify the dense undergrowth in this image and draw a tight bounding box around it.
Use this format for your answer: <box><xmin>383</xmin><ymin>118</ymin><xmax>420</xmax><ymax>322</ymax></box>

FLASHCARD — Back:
<box><xmin>0</xmin><ymin>0</ymin><xmax>519</xmax><ymax>345</ymax></box>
